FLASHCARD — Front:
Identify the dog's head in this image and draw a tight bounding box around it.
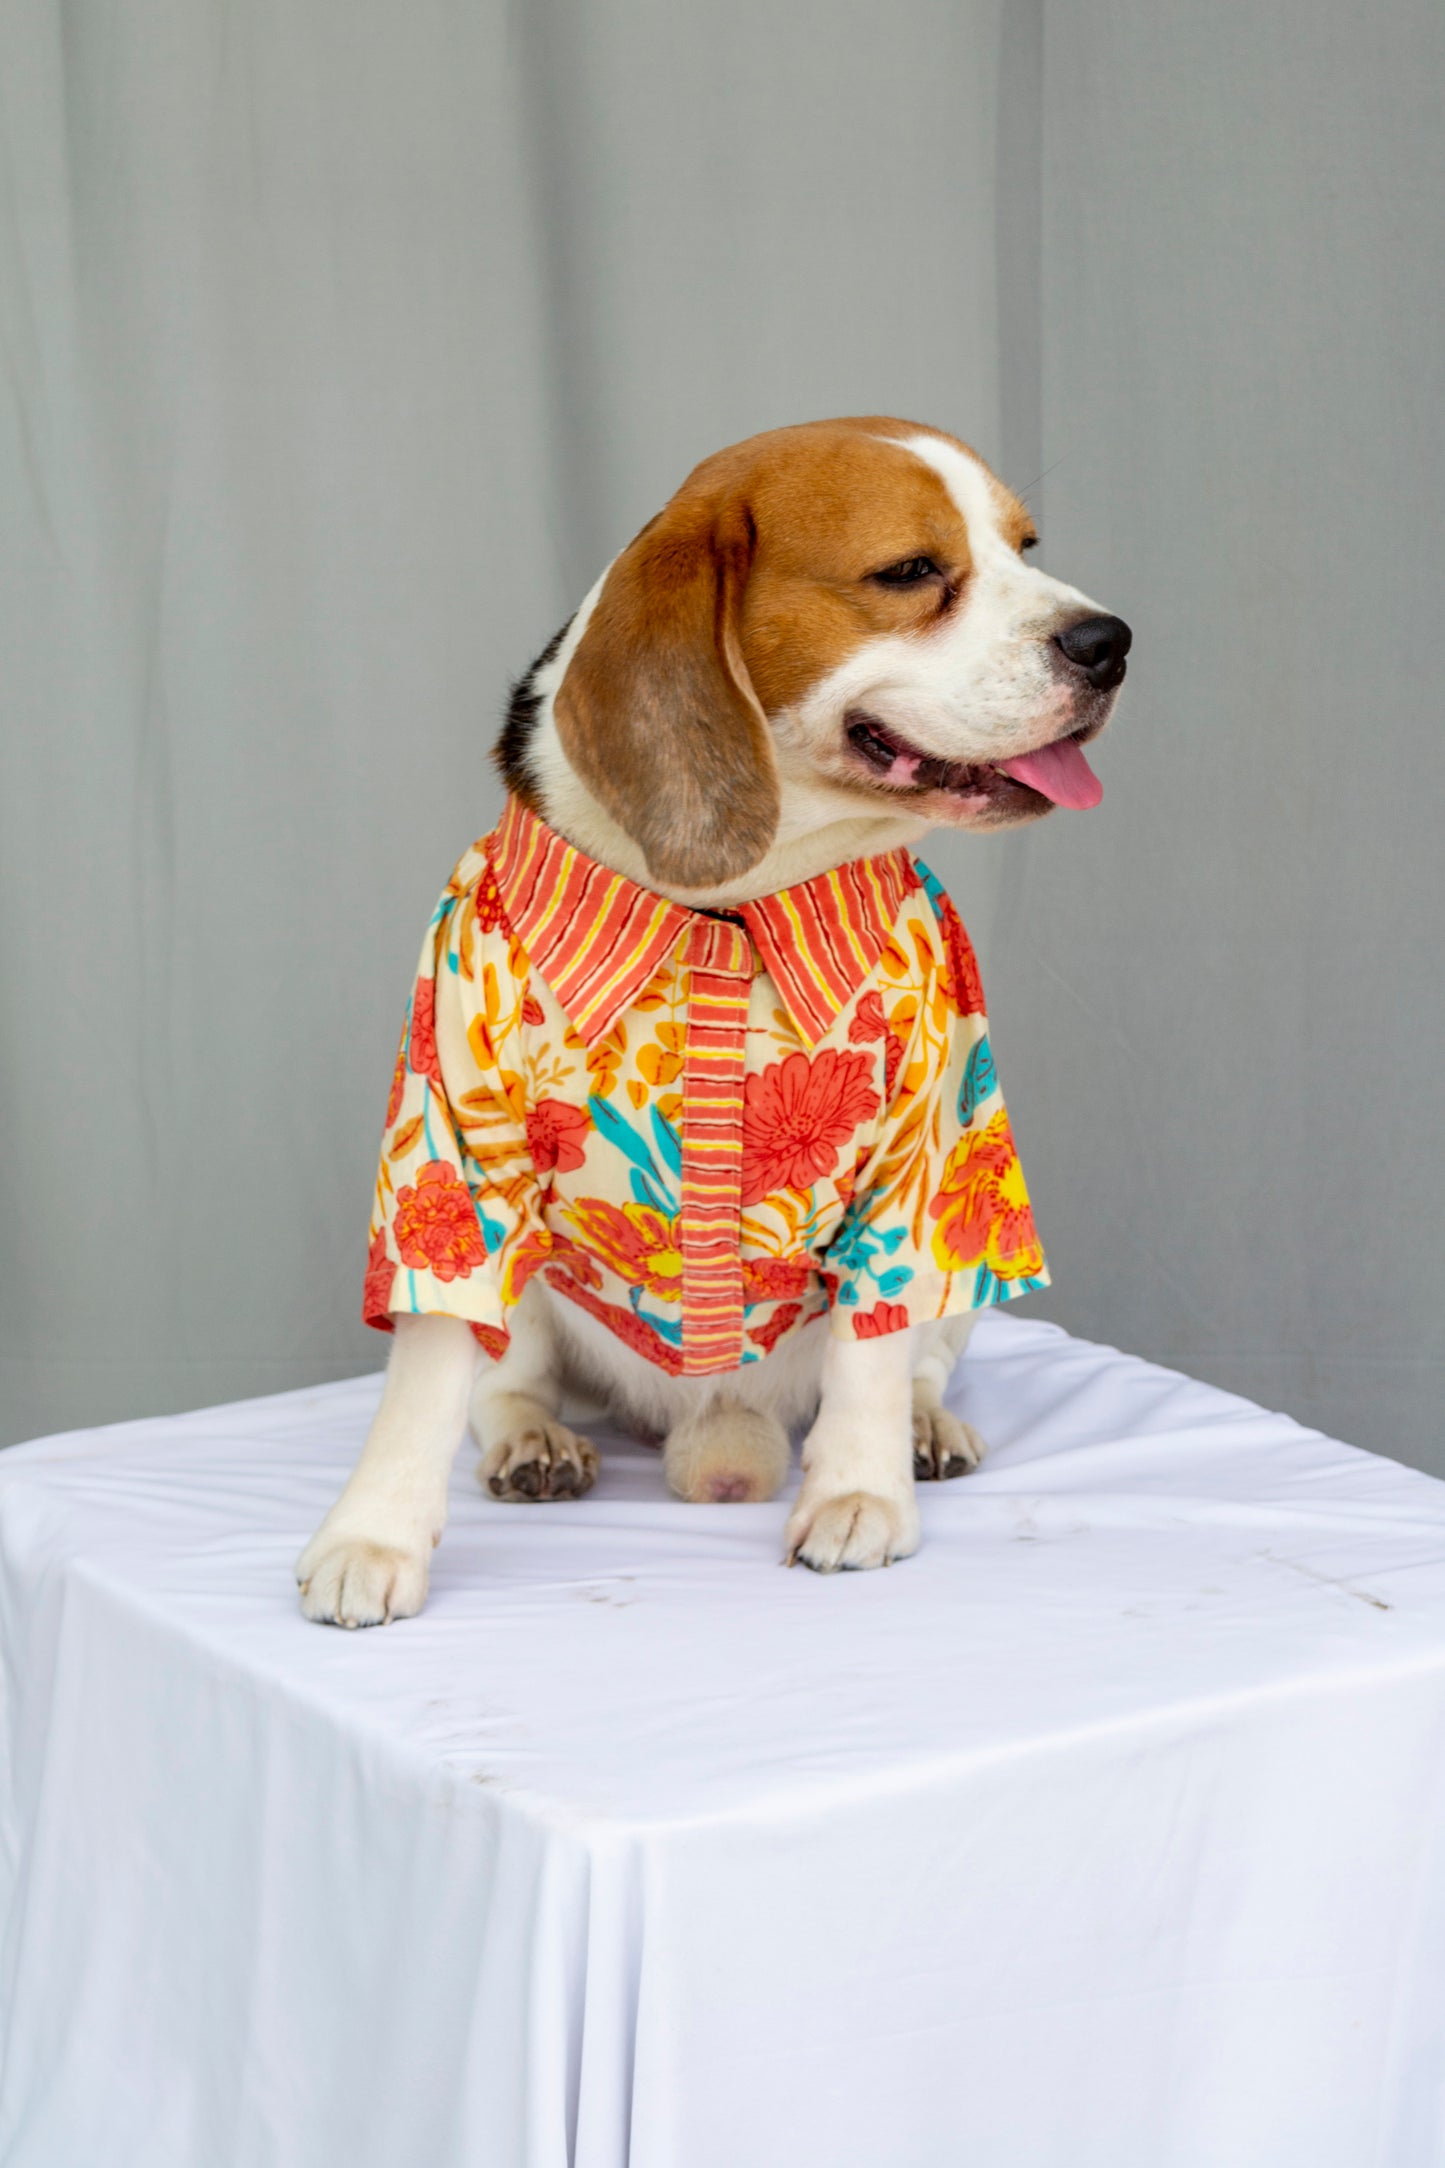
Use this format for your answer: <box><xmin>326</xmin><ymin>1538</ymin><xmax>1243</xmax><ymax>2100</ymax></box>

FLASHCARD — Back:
<box><xmin>499</xmin><ymin>417</ymin><xmax>1130</xmax><ymax>893</ymax></box>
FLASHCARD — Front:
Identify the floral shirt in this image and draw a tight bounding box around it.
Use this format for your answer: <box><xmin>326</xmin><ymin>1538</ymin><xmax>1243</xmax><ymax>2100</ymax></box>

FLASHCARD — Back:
<box><xmin>364</xmin><ymin>796</ymin><xmax>1048</xmax><ymax>1376</ymax></box>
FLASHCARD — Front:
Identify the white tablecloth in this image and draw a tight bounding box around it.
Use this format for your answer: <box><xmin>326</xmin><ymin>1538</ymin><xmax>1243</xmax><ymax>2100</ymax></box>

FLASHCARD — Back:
<box><xmin>3</xmin><ymin>1313</ymin><xmax>1445</xmax><ymax>2167</ymax></box>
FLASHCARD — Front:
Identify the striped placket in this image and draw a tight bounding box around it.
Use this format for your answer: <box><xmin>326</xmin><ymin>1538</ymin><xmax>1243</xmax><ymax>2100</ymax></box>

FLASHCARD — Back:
<box><xmin>677</xmin><ymin>916</ymin><xmax>753</xmax><ymax>1373</ymax></box>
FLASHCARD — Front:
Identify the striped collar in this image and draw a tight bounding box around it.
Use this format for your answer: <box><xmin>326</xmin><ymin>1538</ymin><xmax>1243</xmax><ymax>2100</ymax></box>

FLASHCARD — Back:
<box><xmin>486</xmin><ymin>796</ymin><xmax>918</xmax><ymax>1047</ymax></box>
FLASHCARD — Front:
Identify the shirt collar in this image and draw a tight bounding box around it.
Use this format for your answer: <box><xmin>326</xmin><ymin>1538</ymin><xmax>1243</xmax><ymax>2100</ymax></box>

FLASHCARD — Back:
<box><xmin>487</xmin><ymin>795</ymin><xmax>918</xmax><ymax>1047</ymax></box>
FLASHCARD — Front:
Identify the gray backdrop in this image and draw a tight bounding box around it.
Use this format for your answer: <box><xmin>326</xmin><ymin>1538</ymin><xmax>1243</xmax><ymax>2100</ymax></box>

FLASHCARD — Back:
<box><xmin>4</xmin><ymin>0</ymin><xmax>1442</xmax><ymax>1470</ymax></box>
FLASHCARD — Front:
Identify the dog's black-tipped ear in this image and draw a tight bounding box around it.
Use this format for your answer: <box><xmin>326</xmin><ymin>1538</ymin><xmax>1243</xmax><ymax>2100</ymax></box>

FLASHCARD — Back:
<box><xmin>494</xmin><ymin>618</ymin><xmax>572</xmax><ymax>809</ymax></box>
<box><xmin>551</xmin><ymin>496</ymin><xmax>779</xmax><ymax>889</ymax></box>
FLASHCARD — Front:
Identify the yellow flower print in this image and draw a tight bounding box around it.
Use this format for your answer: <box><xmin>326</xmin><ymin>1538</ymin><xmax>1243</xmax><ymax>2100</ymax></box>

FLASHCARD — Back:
<box><xmin>929</xmin><ymin>1109</ymin><xmax>1045</xmax><ymax>1280</ymax></box>
<box><xmin>561</xmin><ymin>1197</ymin><xmax>685</xmax><ymax>1302</ymax></box>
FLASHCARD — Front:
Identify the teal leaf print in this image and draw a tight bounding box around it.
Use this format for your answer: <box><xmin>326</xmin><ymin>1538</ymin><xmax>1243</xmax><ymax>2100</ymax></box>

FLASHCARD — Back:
<box><xmin>479</xmin><ymin>1211</ymin><xmax>506</xmax><ymax>1254</ymax></box>
<box><xmin>971</xmin><ymin>1264</ymin><xmax>1047</xmax><ymax>1306</ymax></box>
<box><xmin>630</xmin><ymin>1168</ymin><xmax>670</xmax><ymax>1214</ymax></box>
<box><xmin>914</xmin><ymin>859</ymin><xmax>949</xmax><ymax>917</ymax></box>
<box><xmin>588</xmin><ymin>1094</ymin><xmax>660</xmax><ymax>1179</ymax></box>
<box><xmin>650</xmin><ymin>1105</ymin><xmax>683</xmax><ymax>1179</ymax></box>
<box><xmin>629</xmin><ymin>1288</ymin><xmax>684</xmax><ymax>1345</ymax></box>
<box><xmin>959</xmin><ymin>1035</ymin><xmax>997</xmax><ymax>1125</ymax></box>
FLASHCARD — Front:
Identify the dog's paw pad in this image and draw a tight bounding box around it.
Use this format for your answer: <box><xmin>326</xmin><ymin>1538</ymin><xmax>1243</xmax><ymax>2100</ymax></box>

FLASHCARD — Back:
<box><xmin>912</xmin><ymin>1405</ymin><xmax>986</xmax><ymax>1481</ymax></box>
<box><xmin>783</xmin><ymin>1490</ymin><xmax>918</xmax><ymax>1573</ymax></box>
<box><xmin>483</xmin><ymin>1420</ymin><xmax>599</xmax><ymax>1502</ymax></box>
<box><xmin>297</xmin><ymin>1538</ymin><xmax>429</xmax><ymax>1628</ymax></box>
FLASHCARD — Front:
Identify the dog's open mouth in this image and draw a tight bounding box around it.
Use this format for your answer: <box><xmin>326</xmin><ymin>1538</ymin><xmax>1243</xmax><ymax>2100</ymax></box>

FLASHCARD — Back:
<box><xmin>845</xmin><ymin>710</ymin><xmax>1104</xmax><ymax>810</ymax></box>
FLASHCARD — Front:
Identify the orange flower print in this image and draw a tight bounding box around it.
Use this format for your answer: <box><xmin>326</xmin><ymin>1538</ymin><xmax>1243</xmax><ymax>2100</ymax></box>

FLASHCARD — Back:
<box><xmin>741</xmin><ymin>1049</ymin><xmax>879</xmax><ymax>1205</ymax></box>
<box><xmin>847</xmin><ymin>989</ymin><xmax>904</xmax><ymax>1096</ymax></box>
<box><xmin>929</xmin><ymin>1110</ymin><xmax>1044</xmax><ymax>1280</ymax></box>
<box><xmin>852</xmin><ymin>1299</ymin><xmax>910</xmax><ymax>1338</ymax></box>
<box><xmin>741</xmin><ymin>1254</ymin><xmax>812</xmax><ymax>1303</ymax></box>
<box><xmin>393</xmin><ymin>1159</ymin><xmax>488</xmax><ymax>1281</ymax></box>
<box><xmin>407</xmin><ymin>976</ymin><xmax>444</xmax><ymax>1083</ymax></box>
<box><xmin>521</xmin><ymin>993</ymin><xmax>546</xmax><ymax>1027</ymax></box>
<box><xmin>849</xmin><ymin>990</ymin><xmax>887</xmax><ymax>1043</ymax></box>
<box><xmin>499</xmin><ymin>1225</ymin><xmax>554</xmax><ymax>1305</ymax></box>
<box><xmin>936</xmin><ymin>893</ymin><xmax>985</xmax><ymax>1017</ymax></box>
<box><xmin>748</xmin><ymin>1301</ymin><xmax>804</xmax><ymax>1354</ymax></box>
<box><xmin>362</xmin><ymin>1227</ymin><xmax>397</xmax><ymax>1329</ymax></box>
<box><xmin>562</xmin><ymin>1198</ymin><xmax>684</xmax><ymax>1301</ymax></box>
<box><xmin>475</xmin><ymin>872</ymin><xmax>504</xmax><ymax>932</ymax></box>
<box><xmin>470</xmin><ymin>1321</ymin><xmax>510</xmax><ymax>1360</ymax></box>
<box><xmin>539</xmin><ymin>1235</ymin><xmax>603</xmax><ymax>1292</ymax></box>
<box><xmin>525</xmin><ymin>1098</ymin><xmax>590</xmax><ymax>1175</ymax></box>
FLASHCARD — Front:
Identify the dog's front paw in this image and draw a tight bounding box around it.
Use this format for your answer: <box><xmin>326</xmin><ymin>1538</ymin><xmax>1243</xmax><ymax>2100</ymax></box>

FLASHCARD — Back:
<box><xmin>912</xmin><ymin>1403</ymin><xmax>987</xmax><ymax>1480</ymax></box>
<box><xmin>481</xmin><ymin>1417</ymin><xmax>599</xmax><ymax>1501</ymax></box>
<box><xmin>297</xmin><ymin>1535</ymin><xmax>430</xmax><ymax>1627</ymax></box>
<box><xmin>784</xmin><ymin>1488</ymin><xmax>920</xmax><ymax>1573</ymax></box>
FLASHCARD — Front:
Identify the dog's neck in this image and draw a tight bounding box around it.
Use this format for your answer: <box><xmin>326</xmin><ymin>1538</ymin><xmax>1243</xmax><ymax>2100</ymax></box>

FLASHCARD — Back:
<box><xmin>521</xmin><ymin>662</ymin><xmax>924</xmax><ymax>912</ymax></box>
<box><xmin>503</xmin><ymin>578</ymin><xmax>932</xmax><ymax>908</ymax></box>
<box><xmin>532</xmin><ymin>730</ymin><xmax>926</xmax><ymax>907</ymax></box>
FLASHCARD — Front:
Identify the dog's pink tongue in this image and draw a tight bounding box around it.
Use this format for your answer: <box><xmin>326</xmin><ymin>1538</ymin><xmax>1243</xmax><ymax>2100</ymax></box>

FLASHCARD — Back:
<box><xmin>997</xmin><ymin>739</ymin><xmax>1103</xmax><ymax>809</ymax></box>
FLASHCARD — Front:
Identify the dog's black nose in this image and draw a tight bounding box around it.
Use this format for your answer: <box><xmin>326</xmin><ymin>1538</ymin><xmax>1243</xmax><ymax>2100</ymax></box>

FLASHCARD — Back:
<box><xmin>1054</xmin><ymin>614</ymin><xmax>1132</xmax><ymax>691</ymax></box>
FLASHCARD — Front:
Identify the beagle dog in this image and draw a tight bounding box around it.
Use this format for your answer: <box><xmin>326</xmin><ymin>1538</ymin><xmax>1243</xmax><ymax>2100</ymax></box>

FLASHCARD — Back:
<box><xmin>298</xmin><ymin>417</ymin><xmax>1129</xmax><ymax>1626</ymax></box>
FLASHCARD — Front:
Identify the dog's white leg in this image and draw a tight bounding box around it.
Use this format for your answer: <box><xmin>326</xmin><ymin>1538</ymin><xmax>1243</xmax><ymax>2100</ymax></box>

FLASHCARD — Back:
<box><xmin>296</xmin><ymin>1312</ymin><xmax>476</xmax><ymax>1627</ymax></box>
<box><xmin>784</xmin><ymin>1326</ymin><xmax>918</xmax><ymax>1571</ymax></box>
<box><xmin>470</xmin><ymin>1279</ymin><xmax>600</xmax><ymax>1501</ymax></box>
<box><xmin>664</xmin><ymin>1395</ymin><xmax>791</xmax><ymax>1503</ymax></box>
<box><xmin>911</xmin><ymin>1313</ymin><xmax>988</xmax><ymax>1480</ymax></box>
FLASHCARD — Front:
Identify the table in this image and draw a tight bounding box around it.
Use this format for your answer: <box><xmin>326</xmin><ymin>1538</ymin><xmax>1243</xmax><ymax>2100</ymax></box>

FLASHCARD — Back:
<box><xmin>3</xmin><ymin>1311</ymin><xmax>1445</xmax><ymax>2167</ymax></box>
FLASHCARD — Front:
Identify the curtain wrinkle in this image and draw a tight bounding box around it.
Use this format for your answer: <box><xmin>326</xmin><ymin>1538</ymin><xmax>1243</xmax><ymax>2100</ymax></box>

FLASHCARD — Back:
<box><xmin>0</xmin><ymin>275</ymin><xmax>63</xmax><ymax>565</ymax></box>
<box><xmin>506</xmin><ymin>0</ymin><xmax>610</xmax><ymax>603</ymax></box>
<box><xmin>995</xmin><ymin>0</ymin><xmax>1044</xmax><ymax>504</ymax></box>
<box><xmin>0</xmin><ymin>13</ymin><xmax>66</xmax><ymax>564</ymax></box>
<box><xmin>0</xmin><ymin>343</ymin><xmax>61</xmax><ymax>564</ymax></box>
<box><xmin>992</xmin><ymin>0</ymin><xmax>1445</xmax><ymax>1473</ymax></box>
<box><xmin>130</xmin><ymin>431</ymin><xmax>179</xmax><ymax>1182</ymax></box>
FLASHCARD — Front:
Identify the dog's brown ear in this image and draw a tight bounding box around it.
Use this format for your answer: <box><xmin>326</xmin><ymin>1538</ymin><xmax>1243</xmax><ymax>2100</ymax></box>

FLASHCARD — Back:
<box><xmin>552</xmin><ymin>494</ymin><xmax>779</xmax><ymax>889</ymax></box>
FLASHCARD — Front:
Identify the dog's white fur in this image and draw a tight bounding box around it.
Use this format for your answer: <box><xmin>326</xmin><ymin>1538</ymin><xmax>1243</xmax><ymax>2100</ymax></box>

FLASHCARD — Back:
<box><xmin>298</xmin><ymin>434</ymin><xmax>1116</xmax><ymax>1625</ymax></box>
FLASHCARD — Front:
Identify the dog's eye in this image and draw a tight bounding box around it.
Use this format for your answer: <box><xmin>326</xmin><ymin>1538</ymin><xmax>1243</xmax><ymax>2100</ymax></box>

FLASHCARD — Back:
<box><xmin>873</xmin><ymin>556</ymin><xmax>941</xmax><ymax>586</ymax></box>
<box><xmin>1020</xmin><ymin>535</ymin><xmax>1040</xmax><ymax>553</ymax></box>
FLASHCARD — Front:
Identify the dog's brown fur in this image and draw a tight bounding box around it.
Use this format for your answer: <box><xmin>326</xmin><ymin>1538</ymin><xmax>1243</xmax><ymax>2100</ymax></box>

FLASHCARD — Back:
<box><xmin>549</xmin><ymin>419</ymin><xmax>1037</xmax><ymax>888</ymax></box>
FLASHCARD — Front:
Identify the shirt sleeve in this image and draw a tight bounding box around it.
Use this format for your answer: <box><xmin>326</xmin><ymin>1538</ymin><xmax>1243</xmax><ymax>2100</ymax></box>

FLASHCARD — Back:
<box><xmin>363</xmin><ymin>872</ymin><xmax>547</xmax><ymax>1358</ymax></box>
<box><xmin>821</xmin><ymin>887</ymin><xmax>1050</xmax><ymax>1341</ymax></box>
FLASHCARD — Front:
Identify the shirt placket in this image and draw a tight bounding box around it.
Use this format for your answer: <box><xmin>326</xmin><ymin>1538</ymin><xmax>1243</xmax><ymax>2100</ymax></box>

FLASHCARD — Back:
<box><xmin>679</xmin><ymin>917</ymin><xmax>753</xmax><ymax>1374</ymax></box>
